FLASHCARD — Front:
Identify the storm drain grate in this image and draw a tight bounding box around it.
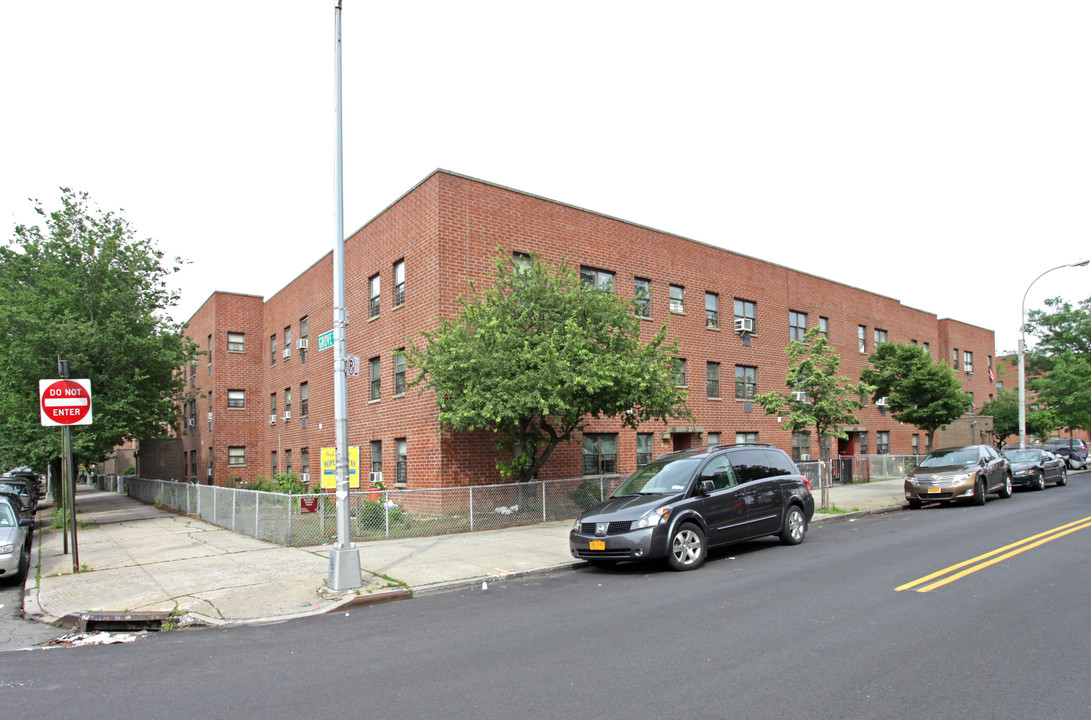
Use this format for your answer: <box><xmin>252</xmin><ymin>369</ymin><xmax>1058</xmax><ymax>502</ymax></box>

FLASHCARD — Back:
<box><xmin>79</xmin><ymin>611</ymin><xmax>173</xmax><ymax>632</ymax></box>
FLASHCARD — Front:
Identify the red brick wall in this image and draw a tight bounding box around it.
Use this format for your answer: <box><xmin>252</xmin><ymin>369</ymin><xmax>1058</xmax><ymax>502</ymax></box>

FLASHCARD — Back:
<box><xmin>179</xmin><ymin>170</ymin><xmax>1004</xmax><ymax>488</ymax></box>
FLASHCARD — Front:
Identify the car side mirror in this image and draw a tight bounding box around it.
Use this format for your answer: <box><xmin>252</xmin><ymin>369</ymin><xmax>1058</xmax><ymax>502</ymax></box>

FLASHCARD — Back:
<box><xmin>699</xmin><ymin>480</ymin><xmax>715</xmax><ymax>495</ymax></box>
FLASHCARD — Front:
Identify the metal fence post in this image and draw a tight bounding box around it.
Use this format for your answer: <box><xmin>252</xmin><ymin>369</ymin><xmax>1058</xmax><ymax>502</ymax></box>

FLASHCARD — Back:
<box><xmin>469</xmin><ymin>486</ymin><xmax>474</xmax><ymax>532</ymax></box>
<box><xmin>287</xmin><ymin>492</ymin><xmax>293</xmax><ymax>545</ymax></box>
<box><xmin>255</xmin><ymin>491</ymin><xmax>261</xmax><ymax>540</ymax></box>
<box><xmin>542</xmin><ymin>481</ymin><xmax>547</xmax><ymax>522</ymax></box>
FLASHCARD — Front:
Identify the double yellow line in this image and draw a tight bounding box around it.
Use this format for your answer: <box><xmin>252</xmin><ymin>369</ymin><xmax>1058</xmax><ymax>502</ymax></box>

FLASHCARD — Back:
<box><xmin>896</xmin><ymin>515</ymin><xmax>1091</xmax><ymax>593</ymax></box>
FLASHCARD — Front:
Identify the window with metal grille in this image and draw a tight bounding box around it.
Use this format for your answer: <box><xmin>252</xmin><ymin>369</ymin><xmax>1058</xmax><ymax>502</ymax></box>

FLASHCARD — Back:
<box><xmin>877</xmin><ymin>431</ymin><xmax>890</xmax><ymax>455</ymax></box>
<box><xmin>637</xmin><ymin>433</ymin><xmax>653</xmax><ymax>467</ymax></box>
<box><xmin>669</xmin><ymin>284</ymin><xmax>684</xmax><ymax>314</ymax></box>
<box><xmin>583</xmin><ymin>434</ymin><xmax>617</xmax><ymax>475</ymax></box>
<box><xmin>707</xmin><ymin>361</ymin><xmax>720</xmax><ymax>398</ymax></box>
<box><xmin>735</xmin><ymin>366</ymin><xmax>756</xmax><ymax>399</ymax></box>
<box><xmin>370</xmin><ymin>440</ymin><xmax>382</xmax><ymax>475</ymax></box>
<box><xmin>369</xmin><ymin>274</ymin><xmax>380</xmax><ymax>318</ymax></box>
<box><xmin>674</xmin><ymin>358</ymin><xmax>687</xmax><ymax>387</ymax></box>
<box><xmin>394</xmin><ymin>351</ymin><xmax>406</xmax><ymax>395</ymax></box>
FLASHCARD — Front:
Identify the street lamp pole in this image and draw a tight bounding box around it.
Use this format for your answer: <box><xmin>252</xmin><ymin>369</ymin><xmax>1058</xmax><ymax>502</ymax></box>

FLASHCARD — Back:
<box><xmin>1018</xmin><ymin>259</ymin><xmax>1090</xmax><ymax>449</ymax></box>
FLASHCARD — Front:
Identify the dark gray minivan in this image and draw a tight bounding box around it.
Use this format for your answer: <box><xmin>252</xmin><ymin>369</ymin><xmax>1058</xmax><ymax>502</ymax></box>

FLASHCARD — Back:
<box><xmin>570</xmin><ymin>443</ymin><xmax>815</xmax><ymax>571</ymax></box>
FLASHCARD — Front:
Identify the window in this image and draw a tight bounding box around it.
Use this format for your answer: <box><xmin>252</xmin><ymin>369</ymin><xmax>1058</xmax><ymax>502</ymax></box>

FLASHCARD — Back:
<box><xmin>997</xmin><ymin>381</ymin><xmax>1004</xmax><ymax>392</ymax></box>
<box><xmin>207</xmin><ymin>334</ymin><xmax>213</xmax><ymax>373</ymax></box>
<box><xmin>271</xmin><ymin>451</ymin><xmax>278</xmax><ymax>476</ymax></box>
<box><xmin>669</xmin><ymin>285</ymin><xmax>685</xmax><ymax>314</ymax></box>
<box><xmin>706</xmin><ymin>432</ymin><xmax>721</xmax><ymax>446</ymax></box>
<box><xmin>284</xmin><ymin>388</ymin><xmax>291</xmax><ymax>419</ymax></box>
<box><xmin>301</xmin><ymin>448</ymin><xmax>310</xmax><ymax>483</ymax></box>
<box><xmin>190</xmin><ymin>361</ymin><xmax>196</xmax><ymax>387</ymax></box>
<box><xmin>792</xmin><ymin>432</ymin><xmax>811</xmax><ymax>462</ymax></box>
<box><xmin>227</xmin><ymin>332</ymin><xmax>245</xmax><ymax>353</ymax></box>
<box><xmin>736</xmin><ymin>432</ymin><xmax>758</xmax><ymax>444</ymax></box>
<box><xmin>227</xmin><ymin>389</ymin><xmax>245</xmax><ymax>409</ymax></box>
<box><xmin>285</xmin><ymin>449</ymin><xmax>292</xmax><ymax>476</ymax></box>
<box><xmin>299</xmin><ymin>316</ymin><xmax>309</xmax><ymax>363</ymax></box>
<box><xmin>228</xmin><ymin>446</ymin><xmax>246</xmax><ymax>466</ymax></box>
<box><xmin>582</xmin><ymin>434</ymin><xmax>617</xmax><ymax>475</ymax></box>
<box><xmin>734</xmin><ymin>299</ymin><xmax>756</xmax><ymax>333</ymax></box>
<box><xmin>369</xmin><ymin>357</ymin><xmax>381</xmax><ymax>400</ymax></box>
<box><xmin>705</xmin><ymin>293</ymin><xmax>719</xmax><ymax>329</ymax></box>
<box><xmin>706</xmin><ymin>362</ymin><xmax>720</xmax><ymax>398</ymax></box>
<box><xmin>513</xmin><ymin>252</ymin><xmax>533</xmax><ymax>274</ymax></box>
<box><xmin>952</xmin><ymin>348</ymin><xmax>959</xmax><ymax>370</ymax></box>
<box><xmin>877</xmin><ymin>431</ymin><xmax>890</xmax><ymax>455</ymax></box>
<box><xmin>874</xmin><ymin>328</ymin><xmax>887</xmax><ymax>345</ymax></box>
<box><xmin>369</xmin><ymin>274</ymin><xmax>380</xmax><ymax>318</ymax></box>
<box><xmin>393</xmin><ymin>259</ymin><xmax>406</xmax><ymax>306</ymax></box>
<box><xmin>634</xmin><ymin>278</ymin><xmax>651</xmax><ymax>318</ymax></box>
<box><xmin>580</xmin><ymin>266</ymin><xmax>615</xmax><ymax>292</ymax></box>
<box><xmin>735</xmin><ymin>365</ymin><xmax>757</xmax><ymax>400</ymax></box>
<box><xmin>859</xmin><ymin>432</ymin><xmax>869</xmax><ymax>455</ymax></box>
<box><xmin>284</xmin><ymin>327</ymin><xmax>292</xmax><ymax>360</ymax></box>
<box><xmin>858</xmin><ymin>325</ymin><xmax>866</xmax><ymax>354</ymax></box>
<box><xmin>964</xmin><ymin>351</ymin><xmax>973</xmax><ymax>373</ymax></box>
<box><xmin>269</xmin><ymin>392</ymin><xmax>276</xmax><ymax>417</ymax></box>
<box><xmin>923</xmin><ymin>342</ymin><xmax>930</xmax><ymax>352</ymax></box>
<box><xmin>912</xmin><ymin>435</ymin><xmax>920</xmax><ymax>456</ymax></box>
<box><xmin>700</xmin><ymin>455</ymin><xmax>737</xmax><ymax>490</ymax></box>
<box><xmin>395</xmin><ymin>438</ymin><xmax>407</xmax><ymax>485</ymax></box>
<box><xmin>674</xmin><ymin>358</ymin><xmax>687</xmax><ymax>387</ymax></box>
<box><xmin>370</xmin><ymin>440</ymin><xmax>382</xmax><ymax>475</ymax></box>
<box><xmin>300</xmin><ymin>382</ymin><xmax>309</xmax><ymax>417</ymax></box>
<box><xmin>789</xmin><ymin>311</ymin><xmax>808</xmax><ymax>341</ymax></box>
<box><xmin>270</xmin><ymin>334</ymin><xmax>277</xmax><ymax>366</ymax></box>
<box><xmin>393</xmin><ymin>350</ymin><xmax>406</xmax><ymax>396</ymax></box>
<box><xmin>637</xmin><ymin>433</ymin><xmax>653</xmax><ymax>467</ymax></box>
<box><xmin>819</xmin><ymin>316</ymin><xmax>828</xmax><ymax>339</ymax></box>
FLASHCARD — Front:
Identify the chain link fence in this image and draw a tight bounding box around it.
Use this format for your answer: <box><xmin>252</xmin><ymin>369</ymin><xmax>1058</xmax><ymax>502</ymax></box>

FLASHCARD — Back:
<box><xmin>109</xmin><ymin>456</ymin><xmax>922</xmax><ymax>547</ymax></box>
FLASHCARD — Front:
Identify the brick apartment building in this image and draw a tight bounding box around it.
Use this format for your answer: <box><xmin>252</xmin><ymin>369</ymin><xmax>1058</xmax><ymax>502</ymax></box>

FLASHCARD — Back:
<box><xmin>176</xmin><ymin>170</ymin><xmax>1004</xmax><ymax>489</ymax></box>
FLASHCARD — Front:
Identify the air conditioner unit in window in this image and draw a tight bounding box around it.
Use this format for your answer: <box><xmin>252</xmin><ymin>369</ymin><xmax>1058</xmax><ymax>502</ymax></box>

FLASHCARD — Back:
<box><xmin>283</xmin><ymin>348</ymin><xmax>291</xmax><ymax>358</ymax></box>
<box><xmin>800</xmin><ymin>454</ymin><xmax>810</xmax><ymax>461</ymax></box>
<box><xmin>269</xmin><ymin>414</ymin><xmax>277</xmax><ymax>424</ymax></box>
<box><xmin>207</xmin><ymin>412</ymin><xmax>213</xmax><ymax>421</ymax></box>
<box><xmin>369</xmin><ymin>471</ymin><xmax>383</xmax><ymax>484</ymax></box>
<box><xmin>283</xmin><ymin>410</ymin><xmax>291</xmax><ymax>420</ymax></box>
<box><xmin>734</xmin><ymin>317</ymin><xmax>754</xmax><ymax>334</ymax></box>
<box><xmin>297</xmin><ymin>338</ymin><xmax>308</xmax><ymax>349</ymax></box>
<box><xmin>876</xmin><ymin>397</ymin><xmax>889</xmax><ymax>406</ymax></box>
<box><xmin>207</xmin><ymin>467</ymin><xmax>213</xmax><ymax>476</ymax></box>
<box><xmin>187</xmin><ymin>417</ymin><xmax>195</xmax><ymax>427</ymax></box>
<box><xmin>791</xmin><ymin>391</ymin><xmax>809</xmax><ymax>403</ymax></box>
<box><xmin>300</xmin><ymin>472</ymin><xmax>310</xmax><ymax>484</ymax></box>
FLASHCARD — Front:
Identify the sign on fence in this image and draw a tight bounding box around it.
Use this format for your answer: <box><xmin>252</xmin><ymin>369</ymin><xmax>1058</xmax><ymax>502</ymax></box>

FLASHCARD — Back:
<box><xmin>300</xmin><ymin>497</ymin><xmax>318</xmax><ymax>514</ymax></box>
<box><xmin>320</xmin><ymin>446</ymin><xmax>360</xmax><ymax>489</ymax></box>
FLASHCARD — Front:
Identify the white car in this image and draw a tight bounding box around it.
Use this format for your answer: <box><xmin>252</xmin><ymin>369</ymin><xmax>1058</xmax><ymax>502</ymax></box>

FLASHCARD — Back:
<box><xmin>0</xmin><ymin>497</ymin><xmax>32</xmax><ymax>582</ymax></box>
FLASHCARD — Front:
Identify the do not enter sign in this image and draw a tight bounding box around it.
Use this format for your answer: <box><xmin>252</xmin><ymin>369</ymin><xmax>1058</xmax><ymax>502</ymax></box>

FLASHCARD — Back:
<box><xmin>39</xmin><ymin>379</ymin><xmax>93</xmax><ymax>426</ymax></box>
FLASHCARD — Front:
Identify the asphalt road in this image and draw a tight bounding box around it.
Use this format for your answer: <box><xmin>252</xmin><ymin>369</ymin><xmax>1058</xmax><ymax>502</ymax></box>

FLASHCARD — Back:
<box><xmin>3</xmin><ymin>472</ymin><xmax>1090</xmax><ymax>720</ymax></box>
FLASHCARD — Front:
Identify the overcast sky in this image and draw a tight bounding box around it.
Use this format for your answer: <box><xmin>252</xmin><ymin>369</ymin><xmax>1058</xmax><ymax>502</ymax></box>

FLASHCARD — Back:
<box><xmin>2</xmin><ymin>1</ymin><xmax>1089</xmax><ymax>355</ymax></box>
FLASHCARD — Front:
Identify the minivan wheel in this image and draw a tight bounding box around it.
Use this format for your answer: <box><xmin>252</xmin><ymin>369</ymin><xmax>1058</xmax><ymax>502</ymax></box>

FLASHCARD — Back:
<box><xmin>780</xmin><ymin>505</ymin><xmax>806</xmax><ymax>545</ymax></box>
<box><xmin>998</xmin><ymin>474</ymin><xmax>1013</xmax><ymax>499</ymax></box>
<box><xmin>666</xmin><ymin>523</ymin><xmax>706</xmax><ymax>571</ymax></box>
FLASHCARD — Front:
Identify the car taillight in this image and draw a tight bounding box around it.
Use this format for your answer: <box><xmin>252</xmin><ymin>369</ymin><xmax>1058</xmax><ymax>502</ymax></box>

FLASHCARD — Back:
<box><xmin>802</xmin><ymin>478</ymin><xmax>812</xmax><ymax>490</ymax></box>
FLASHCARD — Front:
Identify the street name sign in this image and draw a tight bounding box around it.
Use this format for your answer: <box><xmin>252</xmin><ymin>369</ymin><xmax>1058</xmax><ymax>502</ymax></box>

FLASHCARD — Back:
<box><xmin>318</xmin><ymin>330</ymin><xmax>335</xmax><ymax>351</ymax></box>
<box><xmin>40</xmin><ymin>378</ymin><xmax>93</xmax><ymax>426</ymax></box>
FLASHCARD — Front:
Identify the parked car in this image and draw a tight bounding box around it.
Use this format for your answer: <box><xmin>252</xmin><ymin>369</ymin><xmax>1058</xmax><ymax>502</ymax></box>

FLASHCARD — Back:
<box><xmin>0</xmin><ymin>479</ymin><xmax>35</xmax><ymax>519</ymax></box>
<box><xmin>1040</xmin><ymin>438</ymin><xmax>1088</xmax><ymax>470</ymax></box>
<box><xmin>905</xmin><ymin>445</ymin><xmax>1012</xmax><ymax>509</ymax></box>
<box><xmin>1003</xmin><ymin>448</ymin><xmax>1068</xmax><ymax>490</ymax></box>
<box><xmin>570</xmin><ymin>443</ymin><xmax>815</xmax><ymax>571</ymax></box>
<box><xmin>0</xmin><ymin>495</ymin><xmax>33</xmax><ymax>582</ymax></box>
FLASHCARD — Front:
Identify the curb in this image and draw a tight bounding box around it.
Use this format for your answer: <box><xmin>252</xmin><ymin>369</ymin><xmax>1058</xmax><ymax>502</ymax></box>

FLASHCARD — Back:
<box><xmin>409</xmin><ymin>561</ymin><xmax>585</xmax><ymax>598</ymax></box>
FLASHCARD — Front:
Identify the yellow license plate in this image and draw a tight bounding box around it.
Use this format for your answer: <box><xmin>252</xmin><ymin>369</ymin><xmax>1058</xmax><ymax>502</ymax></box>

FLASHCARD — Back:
<box><xmin>589</xmin><ymin>540</ymin><xmax>606</xmax><ymax>551</ymax></box>
<box><xmin>927</xmin><ymin>487</ymin><xmax>941</xmax><ymax>494</ymax></box>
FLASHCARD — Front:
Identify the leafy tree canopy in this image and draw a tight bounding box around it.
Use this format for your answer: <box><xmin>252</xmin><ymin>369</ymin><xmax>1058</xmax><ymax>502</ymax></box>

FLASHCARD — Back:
<box><xmin>977</xmin><ymin>389</ymin><xmax>1055</xmax><ymax>448</ymax></box>
<box><xmin>755</xmin><ymin>327</ymin><xmax>870</xmax><ymax>446</ymax></box>
<box><xmin>860</xmin><ymin>342</ymin><xmax>970</xmax><ymax>446</ymax></box>
<box><xmin>0</xmin><ymin>189</ymin><xmax>198</xmax><ymax>472</ymax></box>
<box><xmin>1024</xmin><ymin>295</ymin><xmax>1091</xmax><ymax>433</ymax></box>
<box><xmin>406</xmin><ymin>251</ymin><xmax>691</xmax><ymax>482</ymax></box>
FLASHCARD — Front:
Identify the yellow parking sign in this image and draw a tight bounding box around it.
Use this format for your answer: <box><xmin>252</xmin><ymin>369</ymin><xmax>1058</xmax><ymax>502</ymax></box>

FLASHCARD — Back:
<box><xmin>320</xmin><ymin>446</ymin><xmax>359</xmax><ymax>489</ymax></box>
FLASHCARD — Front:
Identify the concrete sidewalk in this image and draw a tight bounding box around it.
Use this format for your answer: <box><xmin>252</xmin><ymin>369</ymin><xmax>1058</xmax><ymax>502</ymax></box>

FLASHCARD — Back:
<box><xmin>23</xmin><ymin>478</ymin><xmax>907</xmax><ymax>629</ymax></box>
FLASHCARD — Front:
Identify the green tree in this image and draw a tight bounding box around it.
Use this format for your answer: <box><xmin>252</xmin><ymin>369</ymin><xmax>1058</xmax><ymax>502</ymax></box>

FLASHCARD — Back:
<box><xmin>860</xmin><ymin>342</ymin><xmax>970</xmax><ymax>450</ymax></box>
<box><xmin>0</xmin><ymin>189</ymin><xmax>197</xmax><ymax>486</ymax></box>
<box><xmin>406</xmin><ymin>251</ymin><xmax>690</xmax><ymax>482</ymax></box>
<box><xmin>754</xmin><ymin>328</ymin><xmax>871</xmax><ymax>506</ymax></box>
<box><xmin>1025</xmin><ymin>296</ymin><xmax>1091</xmax><ymax>435</ymax></box>
<box><xmin>977</xmin><ymin>389</ymin><xmax>1054</xmax><ymax>448</ymax></box>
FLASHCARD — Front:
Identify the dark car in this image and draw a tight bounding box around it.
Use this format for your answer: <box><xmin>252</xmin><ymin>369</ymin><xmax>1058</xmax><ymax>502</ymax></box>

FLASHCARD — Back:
<box><xmin>569</xmin><ymin>443</ymin><xmax>815</xmax><ymax>571</ymax></box>
<box><xmin>904</xmin><ymin>445</ymin><xmax>1012</xmax><ymax>509</ymax></box>
<box><xmin>1003</xmin><ymin>448</ymin><xmax>1068</xmax><ymax>490</ymax></box>
<box><xmin>1040</xmin><ymin>438</ymin><xmax>1088</xmax><ymax>470</ymax></box>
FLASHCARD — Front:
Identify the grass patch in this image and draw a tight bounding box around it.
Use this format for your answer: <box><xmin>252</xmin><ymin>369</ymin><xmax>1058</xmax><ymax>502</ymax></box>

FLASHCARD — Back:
<box><xmin>815</xmin><ymin>505</ymin><xmax>859</xmax><ymax>515</ymax></box>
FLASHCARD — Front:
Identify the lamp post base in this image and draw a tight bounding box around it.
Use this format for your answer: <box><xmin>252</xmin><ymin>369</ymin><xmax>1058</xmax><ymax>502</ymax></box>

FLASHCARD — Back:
<box><xmin>328</xmin><ymin>546</ymin><xmax>362</xmax><ymax>591</ymax></box>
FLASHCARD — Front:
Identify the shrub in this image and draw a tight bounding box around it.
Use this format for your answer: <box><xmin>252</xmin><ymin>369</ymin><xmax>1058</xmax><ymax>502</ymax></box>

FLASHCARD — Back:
<box><xmin>358</xmin><ymin>499</ymin><xmax>409</xmax><ymax>531</ymax></box>
<box><xmin>568</xmin><ymin>480</ymin><xmax>603</xmax><ymax>510</ymax></box>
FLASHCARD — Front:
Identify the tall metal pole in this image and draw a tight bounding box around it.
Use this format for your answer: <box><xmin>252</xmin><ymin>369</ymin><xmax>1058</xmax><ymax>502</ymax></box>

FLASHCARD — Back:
<box><xmin>58</xmin><ymin>357</ymin><xmax>78</xmax><ymax>571</ymax></box>
<box><xmin>1018</xmin><ymin>259</ymin><xmax>1089</xmax><ymax>449</ymax></box>
<box><xmin>328</xmin><ymin>0</ymin><xmax>362</xmax><ymax>590</ymax></box>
